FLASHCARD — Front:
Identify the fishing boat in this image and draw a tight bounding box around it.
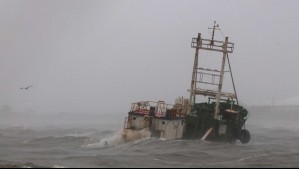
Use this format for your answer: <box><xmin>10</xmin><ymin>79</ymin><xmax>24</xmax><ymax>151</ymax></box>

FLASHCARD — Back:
<box><xmin>122</xmin><ymin>22</ymin><xmax>250</xmax><ymax>144</ymax></box>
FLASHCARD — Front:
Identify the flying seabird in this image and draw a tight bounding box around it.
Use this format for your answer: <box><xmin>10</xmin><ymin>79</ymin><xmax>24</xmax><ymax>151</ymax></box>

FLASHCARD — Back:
<box><xmin>21</xmin><ymin>85</ymin><xmax>33</xmax><ymax>90</ymax></box>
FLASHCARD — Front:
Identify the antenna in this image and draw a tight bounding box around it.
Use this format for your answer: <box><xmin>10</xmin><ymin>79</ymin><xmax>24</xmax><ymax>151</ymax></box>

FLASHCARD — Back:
<box><xmin>208</xmin><ymin>21</ymin><xmax>219</xmax><ymax>46</ymax></box>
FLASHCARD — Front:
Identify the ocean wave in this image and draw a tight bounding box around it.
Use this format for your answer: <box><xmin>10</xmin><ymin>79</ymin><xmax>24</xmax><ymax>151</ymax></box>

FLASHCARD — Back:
<box><xmin>82</xmin><ymin>130</ymin><xmax>125</xmax><ymax>148</ymax></box>
<box><xmin>237</xmin><ymin>154</ymin><xmax>268</xmax><ymax>162</ymax></box>
<box><xmin>82</xmin><ymin>128</ymin><xmax>154</xmax><ymax>149</ymax></box>
<box><xmin>0</xmin><ymin>127</ymin><xmax>36</xmax><ymax>137</ymax></box>
<box><xmin>0</xmin><ymin>162</ymin><xmax>45</xmax><ymax>168</ymax></box>
<box><xmin>27</xmin><ymin>136</ymin><xmax>98</xmax><ymax>146</ymax></box>
<box><xmin>53</xmin><ymin>164</ymin><xmax>66</xmax><ymax>168</ymax></box>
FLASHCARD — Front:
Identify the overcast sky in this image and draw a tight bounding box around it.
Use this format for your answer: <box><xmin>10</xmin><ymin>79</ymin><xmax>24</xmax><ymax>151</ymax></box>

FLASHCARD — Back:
<box><xmin>0</xmin><ymin>0</ymin><xmax>299</xmax><ymax>114</ymax></box>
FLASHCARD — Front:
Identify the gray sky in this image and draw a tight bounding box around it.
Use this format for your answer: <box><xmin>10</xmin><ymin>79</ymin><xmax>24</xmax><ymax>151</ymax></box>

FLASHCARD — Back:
<box><xmin>1</xmin><ymin>0</ymin><xmax>299</xmax><ymax>114</ymax></box>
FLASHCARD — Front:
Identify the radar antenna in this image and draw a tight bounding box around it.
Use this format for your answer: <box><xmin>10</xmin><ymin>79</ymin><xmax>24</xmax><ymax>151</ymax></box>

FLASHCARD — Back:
<box><xmin>208</xmin><ymin>21</ymin><xmax>219</xmax><ymax>46</ymax></box>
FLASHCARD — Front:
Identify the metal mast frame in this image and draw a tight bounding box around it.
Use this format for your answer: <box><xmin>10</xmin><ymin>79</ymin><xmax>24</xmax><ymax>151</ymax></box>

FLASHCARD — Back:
<box><xmin>188</xmin><ymin>22</ymin><xmax>237</xmax><ymax>120</ymax></box>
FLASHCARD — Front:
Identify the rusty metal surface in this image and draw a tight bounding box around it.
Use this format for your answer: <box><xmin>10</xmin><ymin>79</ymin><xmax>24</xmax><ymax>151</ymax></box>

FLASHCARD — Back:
<box><xmin>193</xmin><ymin>88</ymin><xmax>236</xmax><ymax>99</ymax></box>
<box><xmin>191</xmin><ymin>37</ymin><xmax>234</xmax><ymax>53</ymax></box>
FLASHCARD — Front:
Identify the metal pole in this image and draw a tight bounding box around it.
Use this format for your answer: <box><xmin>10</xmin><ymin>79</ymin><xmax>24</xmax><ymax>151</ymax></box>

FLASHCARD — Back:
<box><xmin>226</xmin><ymin>53</ymin><xmax>239</xmax><ymax>105</ymax></box>
<box><xmin>211</xmin><ymin>21</ymin><xmax>216</xmax><ymax>46</ymax></box>
<box><xmin>188</xmin><ymin>33</ymin><xmax>201</xmax><ymax>115</ymax></box>
<box><xmin>214</xmin><ymin>37</ymin><xmax>228</xmax><ymax>119</ymax></box>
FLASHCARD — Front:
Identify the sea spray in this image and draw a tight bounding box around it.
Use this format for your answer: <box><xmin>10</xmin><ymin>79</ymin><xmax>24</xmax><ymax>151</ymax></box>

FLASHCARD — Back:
<box><xmin>83</xmin><ymin>128</ymin><xmax>151</xmax><ymax>148</ymax></box>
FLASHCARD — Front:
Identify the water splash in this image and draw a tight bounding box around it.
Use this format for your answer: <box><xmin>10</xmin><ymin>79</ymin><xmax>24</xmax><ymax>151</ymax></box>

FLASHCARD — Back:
<box><xmin>83</xmin><ymin>128</ymin><xmax>152</xmax><ymax>148</ymax></box>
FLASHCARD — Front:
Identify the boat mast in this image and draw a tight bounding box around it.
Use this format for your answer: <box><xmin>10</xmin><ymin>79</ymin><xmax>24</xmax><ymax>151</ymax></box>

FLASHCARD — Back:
<box><xmin>188</xmin><ymin>21</ymin><xmax>236</xmax><ymax>119</ymax></box>
<box><xmin>188</xmin><ymin>33</ymin><xmax>201</xmax><ymax>112</ymax></box>
<box><xmin>214</xmin><ymin>36</ymin><xmax>228</xmax><ymax>119</ymax></box>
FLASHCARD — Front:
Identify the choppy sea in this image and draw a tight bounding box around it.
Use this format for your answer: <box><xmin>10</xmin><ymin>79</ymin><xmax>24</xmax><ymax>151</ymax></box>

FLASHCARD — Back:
<box><xmin>0</xmin><ymin>106</ymin><xmax>299</xmax><ymax>168</ymax></box>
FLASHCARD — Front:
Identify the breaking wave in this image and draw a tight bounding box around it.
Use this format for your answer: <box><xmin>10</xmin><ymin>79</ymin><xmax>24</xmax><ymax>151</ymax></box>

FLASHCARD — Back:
<box><xmin>0</xmin><ymin>161</ymin><xmax>45</xmax><ymax>168</ymax></box>
<box><xmin>83</xmin><ymin>128</ymin><xmax>152</xmax><ymax>148</ymax></box>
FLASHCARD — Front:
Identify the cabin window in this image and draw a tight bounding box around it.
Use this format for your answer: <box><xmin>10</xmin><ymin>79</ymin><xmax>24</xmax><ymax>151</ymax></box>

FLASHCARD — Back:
<box><xmin>162</xmin><ymin>121</ymin><xmax>165</xmax><ymax>125</ymax></box>
<box><xmin>133</xmin><ymin>117</ymin><xmax>136</xmax><ymax>120</ymax></box>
